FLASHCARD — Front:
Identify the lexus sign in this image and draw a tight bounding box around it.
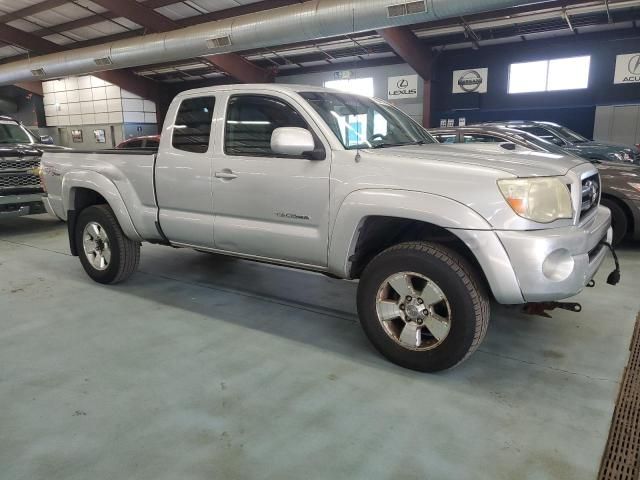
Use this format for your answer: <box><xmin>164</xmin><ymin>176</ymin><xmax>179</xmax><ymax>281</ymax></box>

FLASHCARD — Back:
<box><xmin>614</xmin><ymin>53</ymin><xmax>640</xmax><ymax>84</ymax></box>
<box><xmin>388</xmin><ymin>75</ymin><xmax>418</xmax><ymax>99</ymax></box>
<box><xmin>452</xmin><ymin>68</ymin><xmax>488</xmax><ymax>94</ymax></box>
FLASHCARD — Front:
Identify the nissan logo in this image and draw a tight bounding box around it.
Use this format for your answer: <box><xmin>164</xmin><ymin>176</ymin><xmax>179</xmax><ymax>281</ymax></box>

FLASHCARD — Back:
<box><xmin>397</xmin><ymin>78</ymin><xmax>409</xmax><ymax>88</ymax></box>
<box><xmin>629</xmin><ymin>55</ymin><xmax>640</xmax><ymax>75</ymax></box>
<box><xmin>458</xmin><ymin>70</ymin><xmax>483</xmax><ymax>93</ymax></box>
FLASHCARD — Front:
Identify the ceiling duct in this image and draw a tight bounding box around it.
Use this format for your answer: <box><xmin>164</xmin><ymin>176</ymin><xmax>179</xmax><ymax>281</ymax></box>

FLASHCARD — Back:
<box><xmin>0</xmin><ymin>0</ymin><xmax>553</xmax><ymax>85</ymax></box>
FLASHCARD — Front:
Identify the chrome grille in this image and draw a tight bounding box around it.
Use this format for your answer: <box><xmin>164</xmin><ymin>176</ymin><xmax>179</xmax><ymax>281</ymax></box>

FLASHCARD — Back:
<box><xmin>0</xmin><ymin>173</ymin><xmax>40</xmax><ymax>189</ymax></box>
<box><xmin>0</xmin><ymin>157</ymin><xmax>40</xmax><ymax>171</ymax></box>
<box><xmin>579</xmin><ymin>174</ymin><xmax>600</xmax><ymax>221</ymax></box>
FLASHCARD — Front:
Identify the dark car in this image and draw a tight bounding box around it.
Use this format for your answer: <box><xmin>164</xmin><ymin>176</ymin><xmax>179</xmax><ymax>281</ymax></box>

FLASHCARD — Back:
<box><xmin>479</xmin><ymin>121</ymin><xmax>640</xmax><ymax>165</ymax></box>
<box><xmin>0</xmin><ymin>116</ymin><xmax>65</xmax><ymax>218</ymax></box>
<box><xmin>429</xmin><ymin>125</ymin><xmax>640</xmax><ymax>245</ymax></box>
<box><xmin>116</xmin><ymin>135</ymin><xmax>160</xmax><ymax>149</ymax></box>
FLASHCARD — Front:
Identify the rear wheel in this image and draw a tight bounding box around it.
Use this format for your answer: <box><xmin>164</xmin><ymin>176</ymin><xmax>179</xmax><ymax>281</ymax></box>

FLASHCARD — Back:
<box><xmin>75</xmin><ymin>204</ymin><xmax>140</xmax><ymax>284</ymax></box>
<box><xmin>357</xmin><ymin>241</ymin><xmax>490</xmax><ymax>372</ymax></box>
<box><xmin>601</xmin><ymin>198</ymin><xmax>628</xmax><ymax>247</ymax></box>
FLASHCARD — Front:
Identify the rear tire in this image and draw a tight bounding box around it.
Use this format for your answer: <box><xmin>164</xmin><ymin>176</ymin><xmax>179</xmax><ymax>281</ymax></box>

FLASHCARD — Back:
<box><xmin>357</xmin><ymin>241</ymin><xmax>490</xmax><ymax>372</ymax></box>
<box><xmin>75</xmin><ymin>204</ymin><xmax>140</xmax><ymax>284</ymax></box>
<box><xmin>601</xmin><ymin>198</ymin><xmax>628</xmax><ymax>247</ymax></box>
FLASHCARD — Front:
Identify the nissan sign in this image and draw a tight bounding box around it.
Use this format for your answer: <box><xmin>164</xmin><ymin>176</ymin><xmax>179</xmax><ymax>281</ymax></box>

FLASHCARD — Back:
<box><xmin>453</xmin><ymin>68</ymin><xmax>488</xmax><ymax>94</ymax></box>
<box><xmin>388</xmin><ymin>75</ymin><xmax>418</xmax><ymax>99</ymax></box>
<box><xmin>614</xmin><ymin>53</ymin><xmax>640</xmax><ymax>84</ymax></box>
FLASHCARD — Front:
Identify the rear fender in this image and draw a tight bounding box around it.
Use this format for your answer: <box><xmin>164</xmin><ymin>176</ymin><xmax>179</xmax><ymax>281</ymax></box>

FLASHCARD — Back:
<box><xmin>62</xmin><ymin>171</ymin><xmax>142</xmax><ymax>255</ymax></box>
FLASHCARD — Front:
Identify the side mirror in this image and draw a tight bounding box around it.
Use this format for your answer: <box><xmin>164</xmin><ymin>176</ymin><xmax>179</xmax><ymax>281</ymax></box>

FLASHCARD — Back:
<box><xmin>500</xmin><ymin>142</ymin><xmax>517</xmax><ymax>151</ymax></box>
<box><xmin>39</xmin><ymin>135</ymin><xmax>54</xmax><ymax>145</ymax></box>
<box><xmin>271</xmin><ymin>127</ymin><xmax>317</xmax><ymax>158</ymax></box>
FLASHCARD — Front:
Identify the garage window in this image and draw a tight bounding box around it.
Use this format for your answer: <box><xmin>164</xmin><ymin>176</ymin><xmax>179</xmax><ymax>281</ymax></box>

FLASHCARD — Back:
<box><xmin>172</xmin><ymin>96</ymin><xmax>215</xmax><ymax>153</ymax></box>
<box><xmin>324</xmin><ymin>78</ymin><xmax>374</xmax><ymax>97</ymax></box>
<box><xmin>508</xmin><ymin>56</ymin><xmax>590</xmax><ymax>94</ymax></box>
<box><xmin>224</xmin><ymin>95</ymin><xmax>310</xmax><ymax>157</ymax></box>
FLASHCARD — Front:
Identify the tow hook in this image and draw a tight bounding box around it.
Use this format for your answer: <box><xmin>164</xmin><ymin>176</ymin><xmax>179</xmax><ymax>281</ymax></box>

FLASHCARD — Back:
<box><xmin>600</xmin><ymin>241</ymin><xmax>621</xmax><ymax>286</ymax></box>
<box><xmin>524</xmin><ymin>302</ymin><xmax>582</xmax><ymax>318</ymax></box>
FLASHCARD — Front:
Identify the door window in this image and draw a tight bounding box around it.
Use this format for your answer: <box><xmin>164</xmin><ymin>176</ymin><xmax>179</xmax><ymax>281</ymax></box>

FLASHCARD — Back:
<box><xmin>462</xmin><ymin>134</ymin><xmax>502</xmax><ymax>143</ymax></box>
<box><xmin>434</xmin><ymin>134</ymin><xmax>457</xmax><ymax>144</ymax></box>
<box><xmin>172</xmin><ymin>96</ymin><xmax>215</xmax><ymax>153</ymax></box>
<box><xmin>125</xmin><ymin>139</ymin><xmax>143</xmax><ymax>148</ymax></box>
<box><xmin>224</xmin><ymin>95</ymin><xmax>311</xmax><ymax>157</ymax></box>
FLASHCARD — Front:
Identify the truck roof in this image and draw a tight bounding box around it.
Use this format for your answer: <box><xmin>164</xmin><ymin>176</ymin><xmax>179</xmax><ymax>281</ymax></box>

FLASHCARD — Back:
<box><xmin>175</xmin><ymin>83</ymin><xmax>363</xmax><ymax>97</ymax></box>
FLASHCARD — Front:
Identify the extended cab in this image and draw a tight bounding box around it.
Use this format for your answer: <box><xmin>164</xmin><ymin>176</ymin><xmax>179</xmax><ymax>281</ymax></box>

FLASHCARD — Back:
<box><xmin>41</xmin><ymin>84</ymin><xmax>614</xmax><ymax>372</ymax></box>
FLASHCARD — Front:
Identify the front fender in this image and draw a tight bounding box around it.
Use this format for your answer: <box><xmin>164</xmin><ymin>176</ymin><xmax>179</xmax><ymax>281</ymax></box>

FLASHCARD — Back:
<box><xmin>327</xmin><ymin>189</ymin><xmax>493</xmax><ymax>277</ymax></box>
<box><xmin>62</xmin><ymin>170</ymin><xmax>142</xmax><ymax>243</ymax></box>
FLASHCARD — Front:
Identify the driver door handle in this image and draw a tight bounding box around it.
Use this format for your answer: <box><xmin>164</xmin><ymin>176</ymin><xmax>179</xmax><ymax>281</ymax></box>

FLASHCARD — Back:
<box><xmin>215</xmin><ymin>169</ymin><xmax>238</xmax><ymax>180</ymax></box>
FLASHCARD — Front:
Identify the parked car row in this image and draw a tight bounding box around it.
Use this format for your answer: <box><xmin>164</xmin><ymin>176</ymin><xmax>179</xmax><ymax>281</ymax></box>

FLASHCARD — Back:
<box><xmin>429</xmin><ymin>123</ymin><xmax>640</xmax><ymax>245</ymax></box>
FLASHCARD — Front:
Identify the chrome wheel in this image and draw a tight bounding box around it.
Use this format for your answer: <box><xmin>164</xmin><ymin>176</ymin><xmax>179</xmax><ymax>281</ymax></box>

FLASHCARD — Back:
<box><xmin>375</xmin><ymin>271</ymin><xmax>452</xmax><ymax>351</ymax></box>
<box><xmin>82</xmin><ymin>221</ymin><xmax>111</xmax><ymax>271</ymax></box>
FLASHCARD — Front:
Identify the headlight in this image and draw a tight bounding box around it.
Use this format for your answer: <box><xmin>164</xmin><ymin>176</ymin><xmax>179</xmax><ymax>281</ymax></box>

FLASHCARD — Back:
<box><xmin>498</xmin><ymin>177</ymin><xmax>573</xmax><ymax>223</ymax></box>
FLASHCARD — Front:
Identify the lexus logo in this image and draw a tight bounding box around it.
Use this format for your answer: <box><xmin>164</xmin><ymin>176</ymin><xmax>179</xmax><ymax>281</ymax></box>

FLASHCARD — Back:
<box><xmin>397</xmin><ymin>78</ymin><xmax>409</xmax><ymax>88</ymax></box>
<box><xmin>629</xmin><ymin>55</ymin><xmax>640</xmax><ymax>75</ymax></box>
<box><xmin>458</xmin><ymin>70</ymin><xmax>483</xmax><ymax>93</ymax></box>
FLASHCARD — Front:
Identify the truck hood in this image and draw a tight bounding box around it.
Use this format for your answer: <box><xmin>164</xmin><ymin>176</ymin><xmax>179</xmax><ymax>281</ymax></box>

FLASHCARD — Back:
<box><xmin>364</xmin><ymin>143</ymin><xmax>587</xmax><ymax>177</ymax></box>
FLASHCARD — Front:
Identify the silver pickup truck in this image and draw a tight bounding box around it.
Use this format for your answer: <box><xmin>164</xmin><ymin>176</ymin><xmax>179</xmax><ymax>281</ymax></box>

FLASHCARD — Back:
<box><xmin>41</xmin><ymin>84</ymin><xmax>614</xmax><ymax>372</ymax></box>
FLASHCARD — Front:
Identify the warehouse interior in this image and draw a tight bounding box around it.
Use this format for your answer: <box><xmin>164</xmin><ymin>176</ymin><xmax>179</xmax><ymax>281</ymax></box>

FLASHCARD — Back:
<box><xmin>1</xmin><ymin>1</ymin><xmax>640</xmax><ymax>479</ymax></box>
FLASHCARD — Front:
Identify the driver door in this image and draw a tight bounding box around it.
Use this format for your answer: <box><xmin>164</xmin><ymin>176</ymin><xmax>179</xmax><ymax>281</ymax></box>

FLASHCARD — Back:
<box><xmin>211</xmin><ymin>92</ymin><xmax>331</xmax><ymax>267</ymax></box>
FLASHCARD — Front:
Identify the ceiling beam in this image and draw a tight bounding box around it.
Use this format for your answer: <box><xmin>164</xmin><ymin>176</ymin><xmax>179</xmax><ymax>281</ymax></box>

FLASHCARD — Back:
<box><xmin>88</xmin><ymin>0</ymin><xmax>175</xmax><ymax>32</ymax></box>
<box><xmin>86</xmin><ymin>0</ymin><xmax>271</xmax><ymax>83</ymax></box>
<box><xmin>0</xmin><ymin>25</ymin><xmax>161</xmax><ymax>102</ymax></box>
<box><xmin>377</xmin><ymin>27</ymin><xmax>433</xmax><ymax>81</ymax></box>
<box><xmin>203</xmin><ymin>55</ymin><xmax>274</xmax><ymax>83</ymax></box>
<box><xmin>0</xmin><ymin>24</ymin><xmax>59</xmax><ymax>54</ymax></box>
<box><xmin>14</xmin><ymin>81</ymin><xmax>43</xmax><ymax>96</ymax></box>
<box><xmin>0</xmin><ymin>0</ymin><xmax>68</xmax><ymax>24</ymax></box>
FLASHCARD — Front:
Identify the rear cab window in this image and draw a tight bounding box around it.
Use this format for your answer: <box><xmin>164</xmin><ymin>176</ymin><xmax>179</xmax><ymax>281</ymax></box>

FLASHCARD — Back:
<box><xmin>172</xmin><ymin>96</ymin><xmax>216</xmax><ymax>153</ymax></box>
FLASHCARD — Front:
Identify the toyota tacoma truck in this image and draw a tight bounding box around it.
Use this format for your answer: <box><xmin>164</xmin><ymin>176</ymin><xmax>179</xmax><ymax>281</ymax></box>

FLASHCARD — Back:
<box><xmin>40</xmin><ymin>84</ymin><xmax>614</xmax><ymax>372</ymax></box>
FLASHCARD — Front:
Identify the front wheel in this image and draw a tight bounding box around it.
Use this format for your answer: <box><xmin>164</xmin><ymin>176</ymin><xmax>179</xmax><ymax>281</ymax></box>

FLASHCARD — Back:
<box><xmin>75</xmin><ymin>204</ymin><xmax>140</xmax><ymax>284</ymax></box>
<box><xmin>357</xmin><ymin>241</ymin><xmax>490</xmax><ymax>372</ymax></box>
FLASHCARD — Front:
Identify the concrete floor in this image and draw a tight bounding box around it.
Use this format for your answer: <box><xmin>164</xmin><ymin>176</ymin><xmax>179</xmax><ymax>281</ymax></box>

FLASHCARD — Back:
<box><xmin>1</xmin><ymin>214</ymin><xmax>639</xmax><ymax>480</ymax></box>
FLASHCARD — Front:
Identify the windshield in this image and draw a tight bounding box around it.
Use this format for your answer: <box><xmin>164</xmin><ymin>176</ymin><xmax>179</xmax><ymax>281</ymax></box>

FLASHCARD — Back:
<box><xmin>299</xmin><ymin>91</ymin><xmax>435</xmax><ymax>149</ymax></box>
<box><xmin>551</xmin><ymin>125</ymin><xmax>589</xmax><ymax>143</ymax></box>
<box><xmin>0</xmin><ymin>120</ymin><xmax>35</xmax><ymax>144</ymax></box>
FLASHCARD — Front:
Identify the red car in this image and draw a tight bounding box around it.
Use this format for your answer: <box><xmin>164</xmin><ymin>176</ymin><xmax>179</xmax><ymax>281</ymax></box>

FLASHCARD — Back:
<box><xmin>116</xmin><ymin>135</ymin><xmax>160</xmax><ymax>149</ymax></box>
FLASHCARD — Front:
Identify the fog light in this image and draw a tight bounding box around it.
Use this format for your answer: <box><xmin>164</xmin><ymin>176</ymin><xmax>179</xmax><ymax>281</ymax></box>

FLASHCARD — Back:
<box><xmin>542</xmin><ymin>249</ymin><xmax>575</xmax><ymax>281</ymax></box>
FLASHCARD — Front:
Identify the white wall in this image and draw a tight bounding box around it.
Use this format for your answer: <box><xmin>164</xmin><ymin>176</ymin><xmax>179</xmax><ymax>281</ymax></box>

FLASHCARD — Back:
<box><xmin>42</xmin><ymin>75</ymin><xmax>157</xmax><ymax>127</ymax></box>
<box><xmin>594</xmin><ymin>105</ymin><xmax>640</xmax><ymax>147</ymax></box>
<box><xmin>277</xmin><ymin>63</ymin><xmax>424</xmax><ymax>124</ymax></box>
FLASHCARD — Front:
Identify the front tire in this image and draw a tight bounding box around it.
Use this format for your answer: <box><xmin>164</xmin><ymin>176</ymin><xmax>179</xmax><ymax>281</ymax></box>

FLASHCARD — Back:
<box><xmin>75</xmin><ymin>204</ymin><xmax>140</xmax><ymax>284</ymax></box>
<box><xmin>357</xmin><ymin>242</ymin><xmax>490</xmax><ymax>372</ymax></box>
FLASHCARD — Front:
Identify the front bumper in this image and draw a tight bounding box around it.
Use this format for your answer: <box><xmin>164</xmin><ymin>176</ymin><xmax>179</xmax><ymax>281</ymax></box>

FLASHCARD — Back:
<box><xmin>453</xmin><ymin>206</ymin><xmax>612</xmax><ymax>304</ymax></box>
<box><xmin>0</xmin><ymin>193</ymin><xmax>46</xmax><ymax>217</ymax></box>
<box><xmin>496</xmin><ymin>206</ymin><xmax>612</xmax><ymax>303</ymax></box>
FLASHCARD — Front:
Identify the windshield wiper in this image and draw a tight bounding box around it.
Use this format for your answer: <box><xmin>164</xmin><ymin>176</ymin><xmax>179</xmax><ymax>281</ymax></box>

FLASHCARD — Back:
<box><xmin>371</xmin><ymin>140</ymin><xmax>428</xmax><ymax>149</ymax></box>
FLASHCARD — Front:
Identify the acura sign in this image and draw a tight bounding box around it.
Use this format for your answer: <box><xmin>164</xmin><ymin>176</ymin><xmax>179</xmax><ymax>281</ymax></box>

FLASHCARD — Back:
<box><xmin>452</xmin><ymin>68</ymin><xmax>488</xmax><ymax>94</ymax></box>
<box><xmin>614</xmin><ymin>53</ymin><xmax>640</xmax><ymax>84</ymax></box>
<box><xmin>388</xmin><ymin>75</ymin><xmax>418</xmax><ymax>99</ymax></box>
